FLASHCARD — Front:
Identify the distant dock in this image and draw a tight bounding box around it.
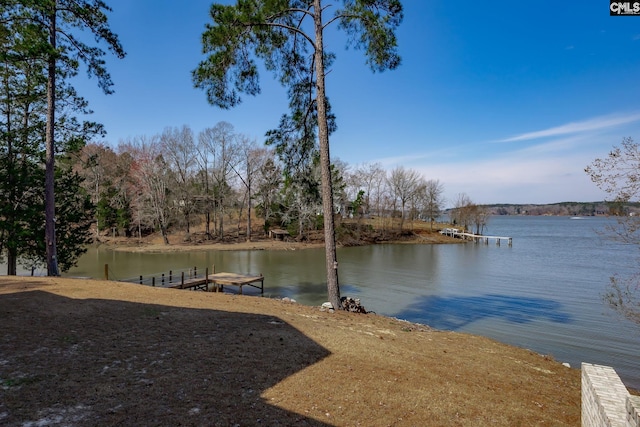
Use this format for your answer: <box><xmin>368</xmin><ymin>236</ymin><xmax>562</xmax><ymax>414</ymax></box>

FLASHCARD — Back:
<box><xmin>440</xmin><ymin>228</ymin><xmax>512</xmax><ymax>246</ymax></box>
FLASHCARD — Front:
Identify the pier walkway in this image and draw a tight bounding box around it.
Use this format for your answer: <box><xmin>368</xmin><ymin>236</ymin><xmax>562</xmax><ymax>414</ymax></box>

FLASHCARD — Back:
<box><xmin>114</xmin><ymin>265</ymin><xmax>264</xmax><ymax>295</ymax></box>
<box><xmin>440</xmin><ymin>228</ymin><xmax>512</xmax><ymax>246</ymax></box>
<box><xmin>168</xmin><ymin>272</ymin><xmax>264</xmax><ymax>295</ymax></box>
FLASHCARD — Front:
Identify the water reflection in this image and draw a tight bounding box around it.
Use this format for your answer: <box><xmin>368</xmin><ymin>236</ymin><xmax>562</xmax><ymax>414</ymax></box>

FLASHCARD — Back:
<box><xmin>394</xmin><ymin>294</ymin><xmax>572</xmax><ymax>331</ymax></box>
<box><xmin>58</xmin><ymin>216</ymin><xmax>640</xmax><ymax>389</ymax></box>
<box><xmin>266</xmin><ymin>282</ymin><xmax>362</xmax><ymax>305</ymax></box>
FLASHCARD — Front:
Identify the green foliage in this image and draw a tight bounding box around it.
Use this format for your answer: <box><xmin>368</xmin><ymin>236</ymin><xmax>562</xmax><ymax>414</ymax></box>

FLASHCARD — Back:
<box><xmin>351</xmin><ymin>189</ymin><xmax>365</xmax><ymax>217</ymax></box>
<box><xmin>0</xmin><ymin>152</ymin><xmax>44</xmax><ymax>270</ymax></box>
<box><xmin>52</xmin><ymin>166</ymin><xmax>94</xmax><ymax>271</ymax></box>
<box><xmin>96</xmin><ymin>187</ymin><xmax>131</xmax><ymax>233</ymax></box>
<box><xmin>194</xmin><ymin>0</ymin><xmax>403</xmax><ymax>307</ymax></box>
<box><xmin>193</xmin><ymin>0</ymin><xmax>402</xmax><ymax>175</ymax></box>
<box><xmin>339</xmin><ymin>0</ymin><xmax>403</xmax><ymax>72</ymax></box>
<box><xmin>0</xmin><ymin>0</ymin><xmax>122</xmax><ymax>274</ymax></box>
<box><xmin>0</xmin><ymin>158</ymin><xmax>94</xmax><ymax>273</ymax></box>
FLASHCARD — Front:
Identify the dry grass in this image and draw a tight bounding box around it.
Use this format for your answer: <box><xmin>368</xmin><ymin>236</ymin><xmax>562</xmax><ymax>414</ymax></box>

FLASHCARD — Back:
<box><xmin>100</xmin><ymin>218</ymin><xmax>460</xmax><ymax>252</ymax></box>
<box><xmin>0</xmin><ymin>277</ymin><xmax>580</xmax><ymax>426</ymax></box>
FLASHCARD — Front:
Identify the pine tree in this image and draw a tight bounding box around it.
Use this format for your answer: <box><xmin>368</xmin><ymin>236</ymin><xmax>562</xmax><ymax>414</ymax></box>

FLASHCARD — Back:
<box><xmin>193</xmin><ymin>0</ymin><xmax>403</xmax><ymax>308</ymax></box>
<box><xmin>0</xmin><ymin>1</ymin><xmax>123</xmax><ymax>275</ymax></box>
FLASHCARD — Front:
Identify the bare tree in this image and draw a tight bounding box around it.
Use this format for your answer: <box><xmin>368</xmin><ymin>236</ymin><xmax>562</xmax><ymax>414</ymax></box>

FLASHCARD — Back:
<box><xmin>255</xmin><ymin>156</ymin><xmax>282</xmax><ymax>236</ymax></box>
<box><xmin>353</xmin><ymin>162</ymin><xmax>387</xmax><ymax>218</ymax></box>
<box><xmin>232</xmin><ymin>137</ymin><xmax>270</xmax><ymax>241</ymax></box>
<box><xmin>470</xmin><ymin>204</ymin><xmax>490</xmax><ymax>235</ymax></box>
<box><xmin>387</xmin><ymin>166</ymin><xmax>421</xmax><ymax>231</ymax></box>
<box><xmin>586</xmin><ymin>137</ymin><xmax>640</xmax><ymax>325</ymax></box>
<box><xmin>450</xmin><ymin>193</ymin><xmax>488</xmax><ymax>234</ymax></box>
<box><xmin>198</xmin><ymin>122</ymin><xmax>240</xmax><ymax>240</ymax></box>
<box><xmin>423</xmin><ymin>179</ymin><xmax>445</xmax><ymax>231</ymax></box>
<box><xmin>161</xmin><ymin>126</ymin><xmax>197</xmax><ymax>237</ymax></box>
<box><xmin>121</xmin><ymin>136</ymin><xmax>172</xmax><ymax>245</ymax></box>
<box><xmin>195</xmin><ymin>130</ymin><xmax>214</xmax><ymax>239</ymax></box>
<box><xmin>281</xmin><ymin>170</ymin><xmax>322</xmax><ymax>239</ymax></box>
<box><xmin>450</xmin><ymin>193</ymin><xmax>472</xmax><ymax>231</ymax></box>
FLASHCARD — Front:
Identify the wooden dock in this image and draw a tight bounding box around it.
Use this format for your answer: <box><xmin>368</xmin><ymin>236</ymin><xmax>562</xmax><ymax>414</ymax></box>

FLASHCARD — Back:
<box><xmin>169</xmin><ymin>272</ymin><xmax>265</xmax><ymax>295</ymax></box>
<box><xmin>440</xmin><ymin>228</ymin><xmax>512</xmax><ymax>246</ymax></box>
<box><xmin>113</xmin><ymin>265</ymin><xmax>264</xmax><ymax>295</ymax></box>
<box><xmin>208</xmin><ymin>272</ymin><xmax>264</xmax><ymax>295</ymax></box>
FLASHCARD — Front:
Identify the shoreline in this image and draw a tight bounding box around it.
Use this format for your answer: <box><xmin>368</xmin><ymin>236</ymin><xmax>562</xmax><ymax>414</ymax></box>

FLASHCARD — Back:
<box><xmin>96</xmin><ymin>230</ymin><xmax>462</xmax><ymax>253</ymax></box>
<box><xmin>104</xmin><ymin>239</ymin><xmax>326</xmax><ymax>253</ymax></box>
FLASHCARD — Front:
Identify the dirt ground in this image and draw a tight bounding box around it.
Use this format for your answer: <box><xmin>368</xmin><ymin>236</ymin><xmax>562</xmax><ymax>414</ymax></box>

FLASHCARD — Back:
<box><xmin>99</xmin><ymin>218</ymin><xmax>461</xmax><ymax>253</ymax></box>
<box><xmin>0</xmin><ymin>276</ymin><xmax>581</xmax><ymax>426</ymax></box>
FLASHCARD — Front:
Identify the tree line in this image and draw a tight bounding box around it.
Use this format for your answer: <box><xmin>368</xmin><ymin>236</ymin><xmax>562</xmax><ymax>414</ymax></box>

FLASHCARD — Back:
<box><xmin>1</xmin><ymin>0</ymin><xmax>407</xmax><ymax>310</ymax></box>
<box><xmin>70</xmin><ymin>122</ymin><xmax>447</xmax><ymax>245</ymax></box>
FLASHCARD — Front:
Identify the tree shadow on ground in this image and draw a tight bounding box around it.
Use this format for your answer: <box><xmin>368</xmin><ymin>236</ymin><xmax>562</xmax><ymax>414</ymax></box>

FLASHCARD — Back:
<box><xmin>0</xmin><ymin>288</ymin><xmax>332</xmax><ymax>426</ymax></box>
<box><xmin>394</xmin><ymin>294</ymin><xmax>572</xmax><ymax>331</ymax></box>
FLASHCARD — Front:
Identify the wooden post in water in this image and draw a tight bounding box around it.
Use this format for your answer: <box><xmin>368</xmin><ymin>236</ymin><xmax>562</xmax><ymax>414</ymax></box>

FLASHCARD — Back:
<box><xmin>139</xmin><ymin>275</ymin><xmax>143</xmax><ymax>284</ymax></box>
<box><xmin>162</xmin><ymin>273</ymin><xmax>165</xmax><ymax>286</ymax></box>
<box><xmin>169</xmin><ymin>270</ymin><xmax>173</xmax><ymax>283</ymax></box>
<box><xmin>104</xmin><ymin>264</ymin><xmax>108</xmax><ymax>280</ymax></box>
<box><xmin>181</xmin><ymin>271</ymin><xmax>185</xmax><ymax>286</ymax></box>
<box><xmin>205</xmin><ymin>267</ymin><xmax>209</xmax><ymax>291</ymax></box>
<box><xmin>508</xmin><ymin>238</ymin><xmax>513</xmax><ymax>247</ymax></box>
<box><xmin>152</xmin><ymin>277</ymin><xmax>155</xmax><ymax>287</ymax></box>
<box><xmin>211</xmin><ymin>265</ymin><xmax>217</xmax><ymax>292</ymax></box>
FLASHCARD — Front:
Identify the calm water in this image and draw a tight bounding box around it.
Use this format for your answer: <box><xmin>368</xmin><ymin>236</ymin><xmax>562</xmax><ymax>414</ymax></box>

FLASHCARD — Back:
<box><xmin>63</xmin><ymin>216</ymin><xmax>640</xmax><ymax>388</ymax></box>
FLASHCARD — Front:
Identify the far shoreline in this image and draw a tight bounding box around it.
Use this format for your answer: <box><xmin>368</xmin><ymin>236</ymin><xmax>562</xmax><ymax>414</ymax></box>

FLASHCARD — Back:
<box><xmin>98</xmin><ymin>230</ymin><xmax>462</xmax><ymax>254</ymax></box>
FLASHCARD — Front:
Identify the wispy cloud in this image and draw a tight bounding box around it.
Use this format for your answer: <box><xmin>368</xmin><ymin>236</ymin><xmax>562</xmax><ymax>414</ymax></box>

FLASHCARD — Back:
<box><xmin>411</xmin><ymin>150</ymin><xmax>606</xmax><ymax>205</ymax></box>
<box><xmin>373</xmin><ymin>142</ymin><xmax>477</xmax><ymax>167</ymax></box>
<box><xmin>498</xmin><ymin>112</ymin><xmax>640</xmax><ymax>143</ymax></box>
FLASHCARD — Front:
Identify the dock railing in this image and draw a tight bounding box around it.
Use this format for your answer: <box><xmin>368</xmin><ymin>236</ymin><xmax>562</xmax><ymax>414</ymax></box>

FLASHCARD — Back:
<box><xmin>115</xmin><ymin>266</ymin><xmax>207</xmax><ymax>288</ymax></box>
<box><xmin>105</xmin><ymin>264</ymin><xmax>264</xmax><ymax>295</ymax></box>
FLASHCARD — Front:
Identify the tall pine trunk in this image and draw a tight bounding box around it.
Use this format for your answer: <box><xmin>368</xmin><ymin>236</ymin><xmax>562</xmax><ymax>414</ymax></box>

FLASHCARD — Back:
<box><xmin>246</xmin><ymin>180</ymin><xmax>252</xmax><ymax>242</ymax></box>
<box><xmin>45</xmin><ymin>4</ymin><xmax>59</xmax><ymax>276</ymax></box>
<box><xmin>4</xmin><ymin>69</ymin><xmax>17</xmax><ymax>275</ymax></box>
<box><xmin>314</xmin><ymin>0</ymin><xmax>341</xmax><ymax>309</ymax></box>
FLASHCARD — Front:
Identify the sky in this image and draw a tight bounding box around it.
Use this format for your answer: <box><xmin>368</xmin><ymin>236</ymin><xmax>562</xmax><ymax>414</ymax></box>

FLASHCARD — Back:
<box><xmin>72</xmin><ymin>1</ymin><xmax>640</xmax><ymax>206</ymax></box>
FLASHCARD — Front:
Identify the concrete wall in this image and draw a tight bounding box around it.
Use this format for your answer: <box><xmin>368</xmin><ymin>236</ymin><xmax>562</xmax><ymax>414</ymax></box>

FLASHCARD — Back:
<box><xmin>582</xmin><ymin>363</ymin><xmax>640</xmax><ymax>427</ymax></box>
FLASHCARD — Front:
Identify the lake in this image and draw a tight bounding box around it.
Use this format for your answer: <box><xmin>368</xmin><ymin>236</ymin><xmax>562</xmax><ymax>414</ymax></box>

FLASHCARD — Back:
<box><xmin>62</xmin><ymin>215</ymin><xmax>640</xmax><ymax>389</ymax></box>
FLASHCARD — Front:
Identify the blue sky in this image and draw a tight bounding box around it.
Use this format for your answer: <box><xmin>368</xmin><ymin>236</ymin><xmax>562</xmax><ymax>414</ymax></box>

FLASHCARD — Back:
<box><xmin>74</xmin><ymin>1</ymin><xmax>640</xmax><ymax>205</ymax></box>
